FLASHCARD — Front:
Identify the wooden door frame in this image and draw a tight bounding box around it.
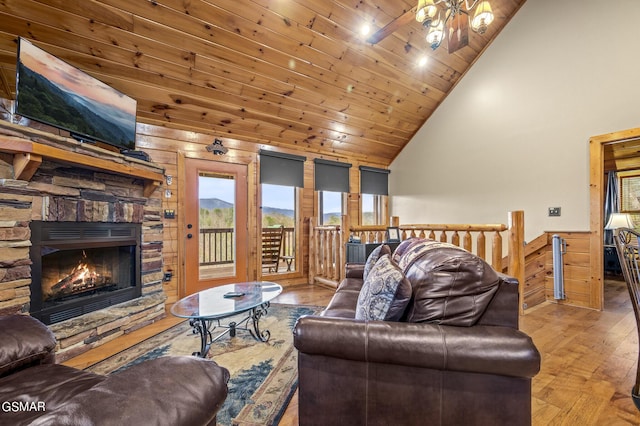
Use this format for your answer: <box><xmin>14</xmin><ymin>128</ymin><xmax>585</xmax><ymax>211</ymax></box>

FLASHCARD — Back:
<box><xmin>589</xmin><ymin>127</ymin><xmax>640</xmax><ymax>311</ymax></box>
<box><xmin>177</xmin><ymin>153</ymin><xmax>250</xmax><ymax>297</ymax></box>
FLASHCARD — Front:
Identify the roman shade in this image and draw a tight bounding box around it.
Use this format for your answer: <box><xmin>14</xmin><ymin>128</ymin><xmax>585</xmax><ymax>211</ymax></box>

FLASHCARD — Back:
<box><xmin>259</xmin><ymin>150</ymin><xmax>306</xmax><ymax>187</ymax></box>
<box><xmin>314</xmin><ymin>159</ymin><xmax>352</xmax><ymax>193</ymax></box>
<box><xmin>359</xmin><ymin>166</ymin><xmax>390</xmax><ymax>195</ymax></box>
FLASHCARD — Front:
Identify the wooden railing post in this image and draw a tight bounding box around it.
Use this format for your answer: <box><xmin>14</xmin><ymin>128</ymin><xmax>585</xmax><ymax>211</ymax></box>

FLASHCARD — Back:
<box><xmin>507</xmin><ymin>210</ymin><xmax>526</xmax><ymax>315</ymax></box>
<box><xmin>339</xmin><ymin>215</ymin><xmax>349</xmax><ymax>282</ymax></box>
<box><xmin>492</xmin><ymin>232</ymin><xmax>502</xmax><ymax>270</ymax></box>
<box><xmin>308</xmin><ymin>217</ymin><xmax>316</xmax><ymax>284</ymax></box>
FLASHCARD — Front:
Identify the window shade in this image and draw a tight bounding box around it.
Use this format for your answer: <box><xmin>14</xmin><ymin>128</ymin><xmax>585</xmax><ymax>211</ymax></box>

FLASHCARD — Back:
<box><xmin>360</xmin><ymin>166</ymin><xmax>390</xmax><ymax>195</ymax></box>
<box><xmin>314</xmin><ymin>159</ymin><xmax>352</xmax><ymax>192</ymax></box>
<box><xmin>259</xmin><ymin>150</ymin><xmax>306</xmax><ymax>187</ymax></box>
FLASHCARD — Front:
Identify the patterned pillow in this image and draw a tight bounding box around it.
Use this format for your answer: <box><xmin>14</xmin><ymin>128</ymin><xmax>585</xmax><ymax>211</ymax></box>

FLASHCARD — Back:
<box><xmin>355</xmin><ymin>254</ymin><xmax>412</xmax><ymax>321</ymax></box>
<box><xmin>391</xmin><ymin>237</ymin><xmax>417</xmax><ymax>264</ymax></box>
<box><xmin>363</xmin><ymin>244</ymin><xmax>391</xmax><ymax>281</ymax></box>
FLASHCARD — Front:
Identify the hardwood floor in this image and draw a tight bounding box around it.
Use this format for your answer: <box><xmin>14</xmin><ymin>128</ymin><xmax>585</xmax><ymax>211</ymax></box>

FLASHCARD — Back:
<box><xmin>65</xmin><ymin>281</ymin><xmax>640</xmax><ymax>425</ymax></box>
<box><xmin>522</xmin><ymin>278</ymin><xmax>640</xmax><ymax>424</ymax></box>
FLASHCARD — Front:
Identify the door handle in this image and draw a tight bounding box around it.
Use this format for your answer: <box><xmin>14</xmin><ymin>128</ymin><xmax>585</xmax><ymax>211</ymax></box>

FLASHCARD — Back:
<box><xmin>187</xmin><ymin>233</ymin><xmax>193</xmax><ymax>239</ymax></box>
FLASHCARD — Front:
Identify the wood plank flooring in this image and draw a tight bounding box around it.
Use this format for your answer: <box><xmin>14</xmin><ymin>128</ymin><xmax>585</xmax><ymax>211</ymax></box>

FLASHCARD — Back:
<box><xmin>65</xmin><ymin>280</ymin><xmax>640</xmax><ymax>425</ymax></box>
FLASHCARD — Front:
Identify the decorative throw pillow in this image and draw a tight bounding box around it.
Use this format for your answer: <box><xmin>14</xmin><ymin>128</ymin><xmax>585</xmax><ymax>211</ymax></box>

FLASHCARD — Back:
<box><xmin>391</xmin><ymin>237</ymin><xmax>418</xmax><ymax>265</ymax></box>
<box><xmin>355</xmin><ymin>254</ymin><xmax>412</xmax><ymax>321</ymax></box>
<box><xmin>363</xmin><ymin>244</ymin><xmax>391</xmax><ymax>281</ymax></box>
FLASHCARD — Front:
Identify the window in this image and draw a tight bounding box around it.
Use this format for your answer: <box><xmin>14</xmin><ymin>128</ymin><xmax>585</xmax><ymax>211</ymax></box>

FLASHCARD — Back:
<box><xmin>319</xmin><ymin>191</ymin><xmax>343</xmax><ymax>225</ymax></box>
<box><xmin>361</xmin><ymin>193</ymin><xmax>385</xmax><ymax>225</ymax></box>
<box><xmin>262</xmin><ymin>183</ymin><xmax>297</xmax><ymax>273</ymax></box>
<box><xmin>259</xmin><ymin>151</ymin><xmax>306</xmax><ymax>274</ymax></box>
<box><xmin>262</xmin><ymin>184</ymin><xmax>295</xmax><ymax>227</ymax></box>
<box><xmin>359</xmin><ymin>165</ymin><xmax>389</xmax><ymax>226</ymax></box>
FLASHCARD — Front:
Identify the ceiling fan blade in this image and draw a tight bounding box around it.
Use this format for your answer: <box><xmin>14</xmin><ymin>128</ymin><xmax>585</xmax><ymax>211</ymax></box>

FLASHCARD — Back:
<box><xmin>366</xmin><ymin>7</ymin><xmax>417</xmax><ymax>45</ymax></box>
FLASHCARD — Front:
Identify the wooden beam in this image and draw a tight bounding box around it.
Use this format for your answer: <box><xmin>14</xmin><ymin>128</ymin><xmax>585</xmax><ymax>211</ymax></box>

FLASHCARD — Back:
<box><xmin>13</xmin><ymin>152</ymin><xmax>42</xmax><ymax>180</ymax></box>
<box><xmin>0</xmin><ymin>136</ymin><xmax>164</xmax><ymax>192</ymax></box>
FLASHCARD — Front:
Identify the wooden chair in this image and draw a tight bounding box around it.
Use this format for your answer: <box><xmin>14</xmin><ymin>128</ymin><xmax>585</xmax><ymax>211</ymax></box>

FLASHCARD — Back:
<box><xmin>613</xmin><ymin>227</ymin><xmax>640</xmax><ymax>410</ymax></box>
<box><xmin>262</xmin><ymin>226</ymin><xmax>284</xmax><ymax>273</ymax></box>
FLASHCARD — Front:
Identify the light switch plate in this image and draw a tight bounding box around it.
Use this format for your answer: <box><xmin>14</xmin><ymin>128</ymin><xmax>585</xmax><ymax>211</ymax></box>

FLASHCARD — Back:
<box><xmin>548</xmin><ymin>207</ymin><xmax>561</xmax><ymax>217</ymax></box>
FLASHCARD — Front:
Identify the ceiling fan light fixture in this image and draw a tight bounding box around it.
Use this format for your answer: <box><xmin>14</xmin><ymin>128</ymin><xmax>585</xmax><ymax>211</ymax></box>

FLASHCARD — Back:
<box><xmin>426</xmin><ymin>18</ymin><xmax>445</xmax><ymax>50</ymax></box>
<box><xmin>416</xmin><ymin>0</ymin><xmax>438</xmax><ymax>23</ymax></box>
<box><xmin>470</xmin><ymin>1</ymin><xmax>494</xmax><ymax>34</ymax></box>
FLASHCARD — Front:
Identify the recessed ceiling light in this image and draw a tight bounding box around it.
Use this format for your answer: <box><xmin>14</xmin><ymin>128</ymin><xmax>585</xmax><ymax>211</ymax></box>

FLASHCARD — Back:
<box><xmin>360</xmin><ymin>24</ymin><xmax>371</xmax><ymax>37</ymax></box>
<box><xmin>418</xmin><ymin>56</ymin><xmax>428</xmax><ymax>67</ymax></box>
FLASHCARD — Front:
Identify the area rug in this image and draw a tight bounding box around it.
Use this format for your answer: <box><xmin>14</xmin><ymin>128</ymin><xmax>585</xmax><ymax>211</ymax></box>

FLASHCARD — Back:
<box><xmin>86</xmin><ymin>304</ymin><xmax>322</xmax><ymax>426</ymax></box>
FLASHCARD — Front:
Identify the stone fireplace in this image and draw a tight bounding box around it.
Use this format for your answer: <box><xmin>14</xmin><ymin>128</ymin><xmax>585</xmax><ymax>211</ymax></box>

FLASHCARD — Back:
<box><xmin>0</xmin><ymin>121</ymin><xmax>167</xmax><ymax>362</ymax></box>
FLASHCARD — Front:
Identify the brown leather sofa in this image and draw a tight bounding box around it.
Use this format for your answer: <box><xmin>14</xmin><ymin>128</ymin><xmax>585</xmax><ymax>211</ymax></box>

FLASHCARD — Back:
<box><xmin>294</xmin><ymin>238</ymin><xmax>541</xmax><ymax>426</ymax></box>
<box><xmin>0</xmin><ymin>314</ymin><xmax>229</xmax><ymax>425</ymax></box>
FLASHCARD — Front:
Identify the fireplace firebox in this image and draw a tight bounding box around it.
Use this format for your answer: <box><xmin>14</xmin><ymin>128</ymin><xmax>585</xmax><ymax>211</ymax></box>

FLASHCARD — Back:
<box><xmin>30</xmin><ymin>222</ymin><xmax>142</xmax><ymax>325</ymax></box>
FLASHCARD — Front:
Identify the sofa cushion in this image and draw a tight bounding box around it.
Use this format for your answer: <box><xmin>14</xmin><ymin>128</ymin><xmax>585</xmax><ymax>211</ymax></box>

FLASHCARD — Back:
<box><xmin>363</xmin><ymin>244</ymin><xmax>391</xmax><ymax>281</ymax></box>
<box><xmin>355</xmin><ymin>254</ymin><xmax>412</xmax><ymax>321</ymax></box>
<box><xmin>400</xmin><ymin>239</ymin><xmax>501</xmax><ymax>326</ymax></box>
<box><xmin>0</xmin><ymin>364</ymin><xmax>104</xmax><ymax>424</ymax></box>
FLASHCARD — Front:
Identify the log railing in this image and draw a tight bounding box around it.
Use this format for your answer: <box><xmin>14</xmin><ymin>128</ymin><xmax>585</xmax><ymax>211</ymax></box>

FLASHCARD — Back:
<box><xmin>312</xmin><ymin>211</ymin><xmax>526</xmax><ymax>314</ymax></box>
<box><xmin>308</xmin><ymin>217</ymin><xmax>346</xmax><ymax>288</ymax></box>
<box><xmin>397</xmin><ymin>224</ymin><xmax>507</xmax><ymax>272</ymax></box>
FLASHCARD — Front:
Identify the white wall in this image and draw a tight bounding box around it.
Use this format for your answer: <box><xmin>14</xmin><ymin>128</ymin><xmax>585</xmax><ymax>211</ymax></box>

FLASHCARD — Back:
<box><xmin>390</xmin><ymin>0</ymin><xmax>640</xmax><ymax>241</ymax></box>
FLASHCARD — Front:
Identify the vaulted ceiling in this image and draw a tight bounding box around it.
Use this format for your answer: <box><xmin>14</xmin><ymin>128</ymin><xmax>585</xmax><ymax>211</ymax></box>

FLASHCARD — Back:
<box><xmin>0</xmin><ymin>0</ymin><xmax>525</xmax><ymax>166</ymax></box>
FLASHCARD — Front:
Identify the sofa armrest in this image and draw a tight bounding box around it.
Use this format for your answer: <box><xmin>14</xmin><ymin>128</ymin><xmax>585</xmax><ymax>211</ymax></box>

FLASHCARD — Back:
<box><xmin>345</xmin><ymin>263</ymin><xmax>365</xmax><ymax>279</ymax></box>
<box><xmin>0</xmin><ymin>315</ymin><xmax>56</xmax><ymax>377</ymax></box>
<box><xmin>477</xmin><ymin>274</ymin><xmax>520</xmax><ymax>328</ymax></box>
<box><xmin>31</xmin><ymin>356</ymin><xmax>230</xmax><ymax>426</ymax></box>
<box><xmin>294</xmin><ymin>316</ymin><xmax>540</xmax><ymax>379</ymax></box>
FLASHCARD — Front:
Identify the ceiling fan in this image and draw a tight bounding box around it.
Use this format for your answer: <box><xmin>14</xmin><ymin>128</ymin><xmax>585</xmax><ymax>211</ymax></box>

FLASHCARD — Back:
<box><xmin>366</xmin><ymin>0</ymin><xmax>494</xmax><ymax>53</ymax></box>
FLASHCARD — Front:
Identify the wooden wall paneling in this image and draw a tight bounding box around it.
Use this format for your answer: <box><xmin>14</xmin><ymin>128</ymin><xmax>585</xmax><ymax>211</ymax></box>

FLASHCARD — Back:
<box><xmin>247</xmin><ymin>157</ymin><xmax>258</xmax><ymax>281</ymax></box>
<box><xmin>176</xmin><ymin>151</ymin><xmax>187</xmax><ymax>299</ymax></box>
<box><xmin>301</xmin><ymin>162</ymin><xmax>316</xmax><ymax>281</ymax></box>
<box><xmin>544</xmin><ymin>232</ymin><xmax>592</xmax><ymax>309</ymax></box>
<box><xmin>522</xmin><ymin>234</ymin><xmax>548</xmax><ymax>310</ymax></box>
<box><xmin>137</xmin><ymin>118</ymin><xmax>390</xmax><ymax>292</ymax></box>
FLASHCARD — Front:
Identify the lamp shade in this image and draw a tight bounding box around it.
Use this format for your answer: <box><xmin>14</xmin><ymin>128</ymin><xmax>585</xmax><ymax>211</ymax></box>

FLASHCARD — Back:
<box><xmin>426</xmin><ymin>18</ymin><xmax>445</xmax><ymax>49</ymax></box>
<box><xmin>605</xmin><ymin>213</ymin><xmax>636</xmax><ymax>230</ymax></box>
<box><xmin>416</xmin><ymin>0</ymin><xmax>437</xmax><ymax>23</ymax></box>
<box><xmin>471</xmin><ymin>1</ymin><xmax>494</xmax><ymax>34</ymax></box>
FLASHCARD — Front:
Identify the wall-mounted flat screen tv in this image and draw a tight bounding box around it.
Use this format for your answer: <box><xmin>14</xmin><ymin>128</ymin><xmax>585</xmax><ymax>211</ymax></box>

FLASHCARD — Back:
<box><xmin>15</xmin><ymin>38</ymin><xmax>137</xmax><ymax>151</ymax></box>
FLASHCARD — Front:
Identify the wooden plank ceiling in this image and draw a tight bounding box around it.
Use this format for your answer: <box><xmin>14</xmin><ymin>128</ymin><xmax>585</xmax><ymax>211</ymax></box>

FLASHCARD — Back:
<box><xmin>0</xmin><ymin>0</ymin><xmax>525</xmax><ymax>166</ymax></box>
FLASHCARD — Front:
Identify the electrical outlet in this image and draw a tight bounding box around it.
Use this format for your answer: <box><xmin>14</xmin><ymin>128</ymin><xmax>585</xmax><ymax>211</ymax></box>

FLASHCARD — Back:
<box><xmin>548</xmin><ymin>207</ymin><xmax>561</xmax><ymax>217</ymax></box>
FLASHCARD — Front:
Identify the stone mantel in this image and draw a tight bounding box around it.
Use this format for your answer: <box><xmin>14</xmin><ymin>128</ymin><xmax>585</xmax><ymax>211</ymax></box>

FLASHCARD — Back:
<box><xmin>0</xmin><ymin>121</ymin><xmax>164</xmax><ymax>197</ymax></box>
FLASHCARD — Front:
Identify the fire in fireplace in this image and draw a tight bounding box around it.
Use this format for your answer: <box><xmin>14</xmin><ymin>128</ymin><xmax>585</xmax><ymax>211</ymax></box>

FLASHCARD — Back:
<box><xmin>30</xmin><ymin>222</ymin><xmax>142</xmax><ymax>324</ymax></box>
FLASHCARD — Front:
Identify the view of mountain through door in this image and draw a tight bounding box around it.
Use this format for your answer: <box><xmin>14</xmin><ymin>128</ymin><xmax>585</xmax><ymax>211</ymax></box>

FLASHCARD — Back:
<box><xmin>184</xmin><ymin>159</ymin><xmax>247</xmax><ymax>295</ymax></box>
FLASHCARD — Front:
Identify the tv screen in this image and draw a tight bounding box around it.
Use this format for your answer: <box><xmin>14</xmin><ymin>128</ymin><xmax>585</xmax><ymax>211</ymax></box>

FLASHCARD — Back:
<box><xmin>15</xmin><ymin>38</ymin><xmax>137</xmax><ymax>151</ymax></box>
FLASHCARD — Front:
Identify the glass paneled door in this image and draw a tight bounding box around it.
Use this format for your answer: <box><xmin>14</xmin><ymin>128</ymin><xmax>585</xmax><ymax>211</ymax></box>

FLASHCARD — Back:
<box><xmin>185</xmin><ymin>159</ymin><xmax>248</xmax><ymax>295</ymax></box>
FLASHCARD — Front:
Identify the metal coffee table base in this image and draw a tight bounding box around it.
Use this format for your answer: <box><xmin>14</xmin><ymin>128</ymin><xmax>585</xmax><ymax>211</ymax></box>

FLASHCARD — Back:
<box><xmin>189</xmin><ymin>302</ymin><xmax>272</xmax><ymax>358</ymax></box>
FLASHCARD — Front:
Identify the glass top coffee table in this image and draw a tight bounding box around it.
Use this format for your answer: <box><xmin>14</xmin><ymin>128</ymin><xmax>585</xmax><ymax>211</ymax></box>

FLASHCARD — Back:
<box><xmin>170</xmin><ymin>282</ymin><xmax>282</xmax><ymax>357</ymax></box>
